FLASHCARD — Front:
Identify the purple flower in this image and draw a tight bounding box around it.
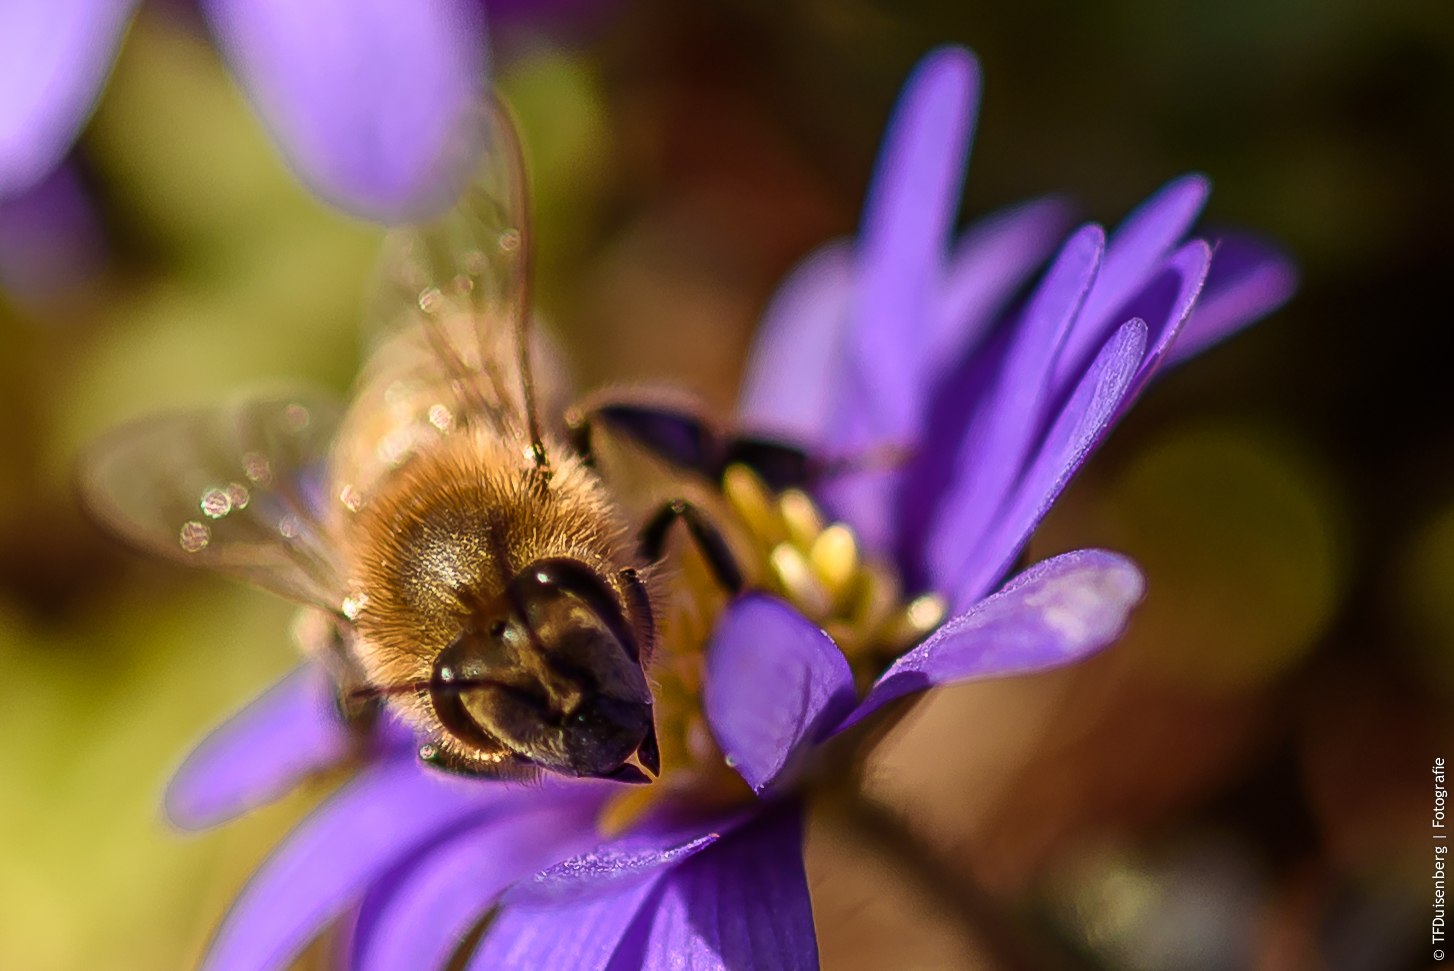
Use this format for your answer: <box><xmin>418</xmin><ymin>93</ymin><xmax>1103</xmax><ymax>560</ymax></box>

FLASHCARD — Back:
<box><xmin>0</xmin><ymin>0</ymin><xmax>488</xmax><ymax>220</ymax></box>
<box><xmin>164</xmin><ymin>45</ymin><xmax>1296</xmax><ymax>971</ymax></box>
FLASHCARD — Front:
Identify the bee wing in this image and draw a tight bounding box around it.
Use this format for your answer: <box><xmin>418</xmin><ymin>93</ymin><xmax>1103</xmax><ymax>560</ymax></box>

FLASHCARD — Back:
<box><xmin>78</xmin><ymin>391</ymin><xmax>348</xmax><ymax>613</ymax></box>
<box><xmin>368</xmin><ymin>96</ymin><xmax>538</xmax><ymax>438</ymax></box>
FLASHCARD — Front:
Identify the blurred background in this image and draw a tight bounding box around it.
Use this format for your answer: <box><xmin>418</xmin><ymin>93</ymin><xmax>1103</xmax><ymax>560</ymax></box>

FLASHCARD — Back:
<box><xmin>0</xmin><ymin>0</ymin><xmax>1449</xmax><ymax>969</ymax></box>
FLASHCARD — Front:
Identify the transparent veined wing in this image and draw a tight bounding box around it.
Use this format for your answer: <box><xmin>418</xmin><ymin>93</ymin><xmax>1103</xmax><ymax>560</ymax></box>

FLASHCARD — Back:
<box><xmin>78</xmin><ymin>390</ymin><xmax>348</xmax><ymax>613</ymax></box>
<box><xmin>366</xmin><ymin>95</ymin><xmax>542</xmax><ymax>447</ymax></box>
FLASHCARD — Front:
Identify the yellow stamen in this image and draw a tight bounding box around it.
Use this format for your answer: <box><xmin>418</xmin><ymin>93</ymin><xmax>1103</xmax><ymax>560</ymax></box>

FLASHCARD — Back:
<box><xmin>779</xmin><ymin>489</ymin><xmax>823</xmax><ymax>548</ymax></box>
<box><xmin>600</xmin><ymin>464</ymin><xmax>945</xmax><ymax>833</ymax></box>
<box><xmin>722</xmin><ymin>465</ymin><xmax>783</xmax><ymax>549</ymax></box>
<box><xmin>770</xmin><ymin>543</ymin><xmax>832</xmax><ymax>620</ymax></box>
<box><xmin>809</xmin><ymin>524</ymin><xmax>860</xmax><ymax>599</ymax></box>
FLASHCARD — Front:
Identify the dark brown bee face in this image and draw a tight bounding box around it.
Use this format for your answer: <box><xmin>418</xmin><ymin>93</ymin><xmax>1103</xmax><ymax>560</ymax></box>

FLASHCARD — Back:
<box><xmin>428</xmin><ymin>558</ymin><xmax>656</xmax><ymax>779</ymax></box>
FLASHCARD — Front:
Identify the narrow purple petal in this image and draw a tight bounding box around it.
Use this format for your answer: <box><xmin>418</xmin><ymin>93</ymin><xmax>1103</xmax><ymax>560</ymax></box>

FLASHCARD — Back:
<box><xmin>922</xmin><ymin>224</ymin><xmax>1104</xmax><ymax>585</ymax></box>
<box><xmin>477</xmin><ymin>823</ymin><xmax>728</xmax><ymax>971</ymax></box>
<box><xmin>1052</xmin><ymin>174</ymin><xmax>1209</xmax><ymax>390</ymax></box>
<box><xmin>166</xmin><ymin>663</ymin><xmax>351</xmax><ymax>830</ymax></box>
<box><xmin>202</xmin><ymin>0</ymin><xmax>487</xmax><ymax>221</ymax></box>
<box><xmin>843</xmin><ymin>550</ymin><xmax>1145</xmax><ymax>728</ymax></box>
<box><xmin>0</xmin><ymin>0</ymin><xmax>136</xmax><ymax>196</ymax></box>
<box><xmin>704</xmin><ymin>595</ymin><xmax>855</xmax><ymax>793</ymax></box>
<box><xmin>735</xmin><ymin>239</ymin><xmax>853</xmax><ymax>449</ymax></box>
<box><xmin>842</xmin><ymin>45</ymin><xmax>979</xmax><ymax>451</ymax></box>
<box><xmin>940</xmin><ymin>318</ymin><xmax>1147</xmax><ymax>609</ymax></box>
<box><xmin>353</xmin><ymin>800</ymin><xmax>602</xmax><ymax>971</ymax></box>
<box><xmin>640</xmin><ymin>804</ymin><xmax>817</xmax><ymax>971</ymax></box>
<box><xmin>929</xmin><ymin>196</ymin><xmax>1072</xmax><ymax>377</ymax></box>
<box><xmin>1166</xmin><ymin>232</ymin><xmax>1298</xmax><ymax>367</ymax></box>
<box><xmin>1126</xmin><ymin>239</ymin><xmax>1212</xmax><ymax>388</ymax></box>
<box><xmin>200</xmin><ymin>759</ymin><xmax>518</xmax><ymax>971</ymax></box>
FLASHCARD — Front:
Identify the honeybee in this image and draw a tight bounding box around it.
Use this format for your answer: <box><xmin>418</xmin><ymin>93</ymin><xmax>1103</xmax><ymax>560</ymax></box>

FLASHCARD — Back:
<box><xmin>79</xmin><ymin>97</ymin><xmax>794</xmax><ymax>784</ymax></box>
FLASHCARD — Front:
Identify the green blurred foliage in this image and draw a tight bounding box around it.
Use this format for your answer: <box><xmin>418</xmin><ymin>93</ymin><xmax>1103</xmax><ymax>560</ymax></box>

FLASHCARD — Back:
<box><xmin>1109</xmin><ymin>426</ymin><xmax>1343</xmax><ymax>690</ymax></box>
<box><xmin>0</xmin><ymin>581</ymin><xmax>315</xmax><ymax>971</ymax></box>
<box><xmin>1397</xmin><ymin>501</ymin><xmax>1454</xmax><ymax>694</ymax></box>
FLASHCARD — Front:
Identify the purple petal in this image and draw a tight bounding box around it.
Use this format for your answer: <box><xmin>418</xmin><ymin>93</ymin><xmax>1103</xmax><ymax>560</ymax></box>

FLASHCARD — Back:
<box><xmin>940</xmin><ymin>318</ymin><xmax>1147</xmax><ymax>609</ymax></box>
<box><xmin>1052</xmin><ymin>174</ymin><xmax>1209</xmax><ymax>391</ymax></box>
<box><xmin>640</xmin><ymin>804</ymin><xmax>817</xmax><ymax>971</ymax></box>
<box><xmin>0</xmin><ymin>162</ymin><xmax>106</xmax><ymax>299</ymax></box>
<box><xmin>922</xmin><ymin>224</ymin><xmax>1104</xmax><ymax>587</ymax></box>
<box><xmin>476</xmin><ymin>824</ymin><xmax>727</xmax><ymax>971</ymax></box>
<box><xmin>1125</xmin><ymin>240</ymin><xmax>1212</xmax><ymax>388</ymax></box>
<box><xmin>0</xmin><ymin>0</ymin><xmax>136</xmax><ymax>197</ymax></box>
<box><xmin>930</xmin><ymin>196</ymin><xmax>1072</xmax><ymax>371</ymax></box>
<box><xmin>353</xmin><ymin>800</ymin><xmax>602</xmax><ymax>971</ymax></box>
<box><xmin>817</xmin><ymin>466</ymin><xmax>900</xmax><ymax>557</ymax></box>
<box><xmin>735</xmin><ymin>239</ymin><xmax>853</xmax><ymax>449</ymax></box>
<box><xmin>202</xmin><ymin>0</ymin><xmax>488</xmax><ymax>221</ymax></box>
<box><xmin>843</xmin><ymin>550</ymin><xmax>1144</xmax><ymax>728</ymax></box>
<box><xmin>166</xmin><ymin>663</ymin><xmax>351</xmax><ymax>830</ymax></box>
<box><xmin>1166</xmin><ymin>232</ymin><xmax>1298</xmax><ymax>367</ymax></box>
<box><xmin>200</xmin><ymin>759</ymin><xmax>520</xmax><ymax>971</ymax></box>
<box><xmin>704</xmin><ymin>595</ymin><xmax>856</xmax><ymax>792</ymax></box>
<box><xmin>473</xmin><ymin>872</ymin><xmax>664</xmax><ymax>971</ymax></box>
<box><xmin>506</xmin><ymin>825</ymin><xmax>726</xmax><ymax>908</ymax></box>
<box><xmin>840</xmin><ymin>45</ymin><xmax>979</xmax><ymax>452</ymax></box>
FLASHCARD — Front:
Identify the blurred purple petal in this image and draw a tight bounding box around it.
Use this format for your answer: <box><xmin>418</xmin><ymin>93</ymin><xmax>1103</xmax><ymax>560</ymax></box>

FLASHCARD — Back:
<box><xmin>0</xmin><ymin>0</ymin><xmax>136</xmax><ymax>197</ymax></box>
<box><xmin>930</xmin><ymin>196</ymin><xmax>1072</xmax><ymax>371</ymax></box>
<box><xmin>1053</xmin><ymin>174</ymin><xmax>1209</xmax><ymax>390</ymax></box>
<box><xmin>736</xmin><ymin>239</ymin><xmax>853</xmax><ymax>449</ymax></box>
<box><xmin>704</xmin><ymin>595</ymin><xmax>856</xmax><ymax>792</ymax></box>
<box><xmin>844</xmin><ymin>550</ymin><xmax>1144</xmax><ymax>728</ymax></box>
<box><xmin>166</xmin><ymin>662</ymin><xmax>351</xmax><ymax>830</ymax></box>
<box><xmin>939</xmin><ymin>318</ymin><xmax>1147</xmax><ymax>608</ymax></box>
<box><xmin>923</xmin><ymin>224</ymin><xmax>1104</xmax><ymax>585</ymax></box>
<box><xmin>640</xmin><ymin>804</ymin><xmax>817</xmax><ymax>971</ymax></box>
<box><xmin>1167</xmin><ymin>232</ymin><xmax>1298</xmax><ymax>367</ymax></box>
<box><xmin>817</xmin><ymin>465</ymin><xmax>900</xmax><ymax>557</ymax></box>
<box><xmin>506</xmin><ymin>824</ymin><xmax>725</xmax><ymax>908</ymax></box>
<box><xmin>200</xmin><ymin>759</ymin><xmax>519</xmax><ymax>971</ymax></box>
<box><xmin>843</xmin><ymin>45</ymin><xmax>979</xmax><ymax>451</ymax></box>
<box><xmin>203</xmin><ymin>0</ymin><xmax>487</xmax><ymax>221</ymax></box>
<box><xmin>0</xmin><ymin>162</ymin><xmax>106</xmax><ymax>299</ymax></box>
<box><xmin>353</xmin><ymin>800</ymin><xmax>601</xmax><ymax>971</ymax></box>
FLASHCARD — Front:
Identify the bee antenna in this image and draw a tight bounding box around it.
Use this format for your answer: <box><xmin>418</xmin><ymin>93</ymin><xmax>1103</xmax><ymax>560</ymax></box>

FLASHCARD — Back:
<box><xmin>489</xmin><ymin>94</ymin><xmax>551</xmax><ymax>486</ymax></box>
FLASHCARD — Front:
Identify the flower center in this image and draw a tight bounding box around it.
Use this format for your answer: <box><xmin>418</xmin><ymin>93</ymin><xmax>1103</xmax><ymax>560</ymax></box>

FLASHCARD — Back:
<box><xmin>600</xmin><ymin>465</ymin><xmax>945</xmax><ymax>831</ymax></box>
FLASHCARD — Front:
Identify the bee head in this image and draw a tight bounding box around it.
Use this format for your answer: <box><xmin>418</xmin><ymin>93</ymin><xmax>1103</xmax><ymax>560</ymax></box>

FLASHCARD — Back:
<box><xmin>428</xmin><ymin>558</ymin><xmax>656</xmax><ymax>780</ymax></box>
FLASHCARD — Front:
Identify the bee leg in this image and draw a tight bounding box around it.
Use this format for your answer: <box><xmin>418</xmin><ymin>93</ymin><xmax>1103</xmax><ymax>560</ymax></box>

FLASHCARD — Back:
<box><xmin>566</xmin><ymin>404</ymin><xmax>724</xmax><ymax>477</ymax></box>
<box><xmin>567</xmin><ymin>402</ymin><xmax>814</xmax><ymax>491</ymax></box>
<box><xmin>417</xmin><ymin>741</ymin><xmax>533</xmax><ymax>780</ymax></box>
<box><xmin>720</xmin><ymin>436</ymin><xmax>813</xmax><ymax>491</ymax></box>
<box><xmin>639</xmin><ymin>499</ymin><xmax>744</xmax><ymax>594</ymax></box>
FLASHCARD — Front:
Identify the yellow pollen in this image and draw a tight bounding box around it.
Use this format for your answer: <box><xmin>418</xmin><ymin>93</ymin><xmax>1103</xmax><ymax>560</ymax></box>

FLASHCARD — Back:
<box><xmin>599</xmin><ymin>463</ymin><xmax>945</xmax><ymax>833</ymax></box>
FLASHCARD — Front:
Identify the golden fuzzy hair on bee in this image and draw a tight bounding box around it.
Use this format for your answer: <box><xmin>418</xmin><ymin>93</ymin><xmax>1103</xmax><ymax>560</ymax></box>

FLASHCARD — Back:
<box><xmin>345</xmin><ymin>428</ymin><xmax>654</xmax><ymax>708</ymax></box>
